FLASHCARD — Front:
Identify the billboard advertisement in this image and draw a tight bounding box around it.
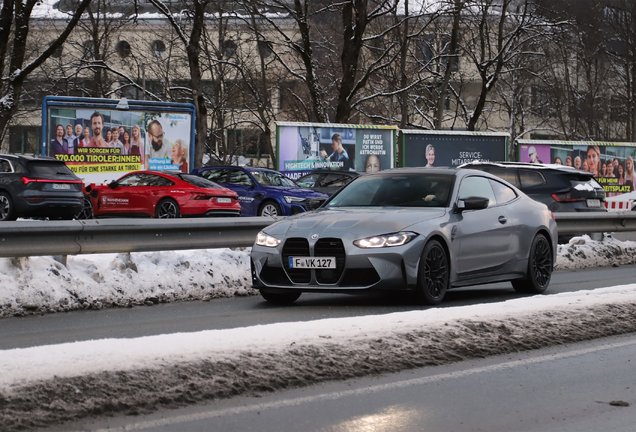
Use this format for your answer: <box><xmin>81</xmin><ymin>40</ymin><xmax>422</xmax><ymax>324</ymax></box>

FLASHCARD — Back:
<box><xmin>276</xmin><ymin>122</ymin><xmax>397</xmax><ymax>180</ymax></box>
<box><xmin>401</xmin><ymin>130</ymin><xmax>509</xmax><ymax>168</ymax></box>
<box><xmin>517</xmin><ymin>140</ymin><xmax>636</xmax><ymax>196</ymax></box>
<box><xmin>42</xmin><ymin>97</ymin><xmax>195</xmax><ymax>184</ymax></box>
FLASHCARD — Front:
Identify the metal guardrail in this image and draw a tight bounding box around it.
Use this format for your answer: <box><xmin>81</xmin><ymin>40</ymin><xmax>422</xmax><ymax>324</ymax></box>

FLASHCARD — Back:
<box><xmin>0</xmin><ymin>217</ymin><xmax>274</xmax><ymax>258</ymax></box>
<box><xmin>0</xmin><ymin>212</ymin><xmax>635</xmax><ymax>258</ymax></box>
<box><xmin>553</xmin><ymin>211</ymin><xmax>636</xmax><ymax>234</ymax></box>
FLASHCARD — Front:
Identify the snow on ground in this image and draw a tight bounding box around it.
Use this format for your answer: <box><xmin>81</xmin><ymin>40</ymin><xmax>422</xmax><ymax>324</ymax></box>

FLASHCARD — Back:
<box><xmin>1</xmin><ymin>235</ymin><xmax>636</xmax><ymax>430</ymax></box>
<box><xmin>0</xmin><ymin>234</ymin><xmax>635</xmax><ymax>319</ymax></box>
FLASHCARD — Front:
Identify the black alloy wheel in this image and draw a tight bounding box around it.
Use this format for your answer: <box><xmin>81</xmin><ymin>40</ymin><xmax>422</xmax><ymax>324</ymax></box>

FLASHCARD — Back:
<box><xmin>0</xmin><ymin>192</ymin><xmax>16</xmax><ymax>221</ymax></box>
<box><xmin>416</xmin><ymin>239</ymin><xmax>449</xmax><ymax>305</ymax></box>
<box><xmin>156</xmin><ymin>198</ymin><xmax>181</xmax><ymax>218</ymax></box>
<box><xmin>512</xmin><ymin>234</ymin><xmax>552</xmax><ymax>294</ymax></box>
<box><xmin>74</xmin><ymin>194</ymin><xmax>94</xmax><ymax>220</ymax></box>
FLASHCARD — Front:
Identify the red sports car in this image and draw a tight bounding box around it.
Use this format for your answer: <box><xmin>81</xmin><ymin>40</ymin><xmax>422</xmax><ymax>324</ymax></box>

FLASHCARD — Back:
<box><xmin>80</xmin><ymin>171</ymin><xmax>241</xmax><ymax>218</ymax></box>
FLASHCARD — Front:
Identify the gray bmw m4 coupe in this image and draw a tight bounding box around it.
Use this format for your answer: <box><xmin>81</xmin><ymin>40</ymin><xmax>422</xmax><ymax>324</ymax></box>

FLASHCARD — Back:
<box><xmin>251</xmin><ymin>168</ymin><xmax>558</xmax><ymax>305</ymax></box>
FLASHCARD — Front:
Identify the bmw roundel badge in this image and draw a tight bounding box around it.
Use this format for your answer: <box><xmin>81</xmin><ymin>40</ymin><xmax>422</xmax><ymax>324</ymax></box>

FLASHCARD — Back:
<box><xmin>311</xmin><ymin>234</ymin><xmax>319</xmax><ymax>240</ymax></box>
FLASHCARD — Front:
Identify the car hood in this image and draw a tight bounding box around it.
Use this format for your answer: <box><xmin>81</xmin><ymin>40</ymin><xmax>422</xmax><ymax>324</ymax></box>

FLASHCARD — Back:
<box><xmin>259</xmin><ymin>185</ymin><xmax>329</xmax><ymax>199</ymax></box>
<box><xmin>264</xmin><ymin>207</ymin><xmax>447</xmax><ymax>237</ymax></box>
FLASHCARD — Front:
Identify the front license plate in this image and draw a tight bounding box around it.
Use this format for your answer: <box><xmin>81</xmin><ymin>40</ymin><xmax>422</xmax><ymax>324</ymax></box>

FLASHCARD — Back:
<box><xmin>52</xmin><ymin>183</ymin><xmax>71</xmax><ymax>190</ymax></box>
<box><xmin>586</xmin><ymin>199</ymin><xmax>601</xmax><ymax>208</ymax></box>
<box><xmin>216</xmin><ymin>198</ymin><xmax>232</xmax><ymax>203</ymax></box>
<box><xmin>289</xmin><ymin>257</ymin><xmax>336</xmax><ymax>269</ymax></box>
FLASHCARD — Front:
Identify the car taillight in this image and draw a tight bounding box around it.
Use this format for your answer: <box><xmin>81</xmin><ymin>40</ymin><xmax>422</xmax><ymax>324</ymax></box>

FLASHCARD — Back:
<box><xmin>190</xmin><ymin>192</ymin><xmax>214</xmax><ymax>200</ymax></box>
<box><xmin>21</xmin><ymin>177</ymin><xmax>83</xmax><ymax>184</ymax></box>
<box><xmin>550</xmin><ymin>211</ymin><xmax>555</xmax><ymax>220</ymax></box>
<box><xmin>551</xmin><ymin>193</ymin><xmax>584</xmax><ymax>202</ymax></box>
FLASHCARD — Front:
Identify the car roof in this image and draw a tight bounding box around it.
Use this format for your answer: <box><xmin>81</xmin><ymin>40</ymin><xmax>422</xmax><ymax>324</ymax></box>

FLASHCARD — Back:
<box><xmin>0</xmin><ymin>154</ymin><xmax>59</xmax><ymax>162</ymax></box>
<box><xmin>458</xmin><ymin>160</ymin><xmax>591</xmax><ymax>174</ymax></box>
<box><xmin>299</xmin><ymin>169</ymin><xmax>360</xmax><ymax>176</ymax></box>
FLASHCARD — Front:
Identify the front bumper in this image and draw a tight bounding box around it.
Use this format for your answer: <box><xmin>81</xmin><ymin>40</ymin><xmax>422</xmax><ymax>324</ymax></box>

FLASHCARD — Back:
<box><xmin>251</xmin><ymin>235</ymin><xmax>425</xmax><ymax>292</ymax></box>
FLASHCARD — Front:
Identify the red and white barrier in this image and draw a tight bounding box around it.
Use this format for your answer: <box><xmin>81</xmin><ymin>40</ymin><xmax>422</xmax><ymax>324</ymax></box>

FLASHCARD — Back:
<box><xmin>605</xmin><ymin>200</ymin><xmax>635</xmax><ymax>211</ymax></box>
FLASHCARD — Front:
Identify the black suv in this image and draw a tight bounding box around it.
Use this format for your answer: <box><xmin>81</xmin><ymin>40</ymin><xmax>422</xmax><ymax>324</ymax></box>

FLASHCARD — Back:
<box><xmin>0</xmin><ymin>154</ymin><xmax>84</xmax><ymax>221</ymax></box>
<box><xmin>459</xmin><ymin>162</ymin><xmax>606</xmax><ymax>213</ymax></box>
<box><xmin>295</xmin><ymin>169</ymin><xmax>360</xmax><ymax>196</ymax></box>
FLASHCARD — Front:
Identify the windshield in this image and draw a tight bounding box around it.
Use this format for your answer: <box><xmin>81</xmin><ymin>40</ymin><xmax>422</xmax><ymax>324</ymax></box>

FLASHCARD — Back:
<box><xmin>251</xmin><ymin>170</ymin><xmax>296</xmax><ymax>187</ymax></box>
<box><xmin>326</xmin><ymin>173</ymin><xmax>454</xmax><ymax>208</ymax></box>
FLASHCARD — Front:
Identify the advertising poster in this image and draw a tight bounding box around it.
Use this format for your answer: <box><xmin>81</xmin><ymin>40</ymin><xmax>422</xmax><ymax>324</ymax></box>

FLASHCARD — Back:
<box><xmin>276</xmin><ymin>122</ymin><xmax>396</xmax><ymax>180</ymax></box>
<box><xmin>518</xmin><ymin>140</ymin><xmax>636</xmax><ymax>197</ymax></box>
<box><xmin>401</xmin><ymin>131</ymin><xmax>509</xmax><ymax>168</ymax></box>
<box><xmin>44</xmin><ymin>97</ymin><xmax>195</xmax><ymax>184</ymax></box>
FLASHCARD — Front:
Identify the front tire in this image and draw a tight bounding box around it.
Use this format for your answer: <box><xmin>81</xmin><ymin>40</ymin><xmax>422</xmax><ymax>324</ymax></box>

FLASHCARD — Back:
<box><xmin>156</xmin><ymin>198</ymin><xmax>181</xmax><ymax>218</ymax></box>
<box><xmin>260</xmin><ymin>290</ymin><xmax>301</xmax><ymax>304</ymax></box>
<box><xmin>74</xmin><ymin>194</ymin><xmax>94</xmax><ymax>220</ymax></box>
<box><xmin>512</xmin><ymin>234</ymin><xmax>552</xmax><ymax>294</ymax></box>
<box><xmin>259</xmin><ymin>201</ymin><xmax>282</xmax><ymax>217</ymax></box>
<box><xmin>0</xmin><ymin>192</ymin><xmax>17</xmax><ymax>221</ymax></box>
<box><xmin>415</xmin><ymin>239</ymin><xmax>449</xmax><ymax>305</ymax></box>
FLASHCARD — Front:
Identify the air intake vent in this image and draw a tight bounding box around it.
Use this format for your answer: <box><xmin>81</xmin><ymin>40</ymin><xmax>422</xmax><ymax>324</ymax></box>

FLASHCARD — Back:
<box><xmin>314</xmin><ymin>238</ymin><xmax>345</xmax><ymax>284</ymax></box>
<box><xmin>282</xmin><ymin>238</ymin><xmax>311</xmax><ymax>284</ymax></box>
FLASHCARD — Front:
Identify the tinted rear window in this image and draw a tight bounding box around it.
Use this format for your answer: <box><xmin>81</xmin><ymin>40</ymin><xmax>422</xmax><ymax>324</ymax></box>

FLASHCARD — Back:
<box><xmin>179</xmin><ymin>174</ymin><xmax>222</xmax><ymax>189</ymax></box>
<box><xmin>26</xmin><ymin>161</ymin><xmax>75</xmax><ymax>177</ymax></box>
<box><xmin>519</xmin><ymin>170</ymin><xmax>546</xmax><ymax>188</ymax></box>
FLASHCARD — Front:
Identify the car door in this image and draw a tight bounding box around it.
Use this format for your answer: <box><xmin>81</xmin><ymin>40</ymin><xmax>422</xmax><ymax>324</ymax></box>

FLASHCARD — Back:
<box><xmin>125</xmin><ymin>173</ymin><xmax>174</xmax><ymax>215</ymax></box>
<box><xmin>454</xmin><ymin>175</ymin><xmax>513</xmax><ymax>276</ymax></box>
<box><xmin>98</xmin><ymin>173</ymin><xmax>142</xmax><ymax>215</ymax></box>
<box><xmin>227</xmin><ymin>169</ymin><xmax>259</xmax><ymax>215</ymax></box>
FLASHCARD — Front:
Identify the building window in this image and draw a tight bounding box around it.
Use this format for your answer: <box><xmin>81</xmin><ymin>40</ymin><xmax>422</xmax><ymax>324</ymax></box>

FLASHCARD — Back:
<box><xmin>152</xmin><ymin>40</ymin><xmax>166</xmax><ymax>57</ymax></box>
<box><xmin>49</xmin><ymin>41</ymin><xmax>63</xmax><ymax>58</ymax></box>
<box><xmin>223</xmin><ymin>40</ymin><xmax>237</xmax><ymax>58</ymax></box>
<box><xmin>117</xmin><ymin>40</ymin><xmax>131</xmax><ymax>58</ymax></box>
<box><xmin>9</xmin><ymin>127</ymin><xmax>40</xmax><ymax>155</ymax></box>
<box><xmin>257</xmin><ymin>40</ymin><xmax>273</xmax><ymax>58</ymax></box>
<box><xmin>82</xmin><ymin>40</ymin><xmax>94</xmax><ymax>59</ymax></box>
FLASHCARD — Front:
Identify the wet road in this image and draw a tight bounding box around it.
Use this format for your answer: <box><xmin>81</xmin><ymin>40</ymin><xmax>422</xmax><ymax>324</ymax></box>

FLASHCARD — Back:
<box><xmin>1</xmin><ymin>264</ymin><xmax>635</xmax><ymax>350</ymax></box>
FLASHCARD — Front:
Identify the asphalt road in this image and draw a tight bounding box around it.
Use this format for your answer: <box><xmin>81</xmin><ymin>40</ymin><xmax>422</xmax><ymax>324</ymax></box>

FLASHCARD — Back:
<box><xmin>51</xmin><ymin>333</ymin><xmax>636</xmax><ymax>432</ymax></box>
<box><xmin>1</xmin><ymin>264</ymin><xmax>635</xmax><ymax>350</ymax></box>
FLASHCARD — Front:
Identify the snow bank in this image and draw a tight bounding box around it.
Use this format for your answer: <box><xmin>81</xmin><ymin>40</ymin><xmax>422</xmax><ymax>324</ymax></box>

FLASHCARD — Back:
<box><xmin>0</xmin><ymin>248</ymin><xmax>254</xmax><ymax>318</ymax></box>
<box><xmin>2</xmin><ymin>285</ymin><xmax>636</xmax><ymax>430</ymax></box>
<box><xmin>1</xmin><ymin>234</ymin><xmax>635</xmax><ymax>319</ymax></box>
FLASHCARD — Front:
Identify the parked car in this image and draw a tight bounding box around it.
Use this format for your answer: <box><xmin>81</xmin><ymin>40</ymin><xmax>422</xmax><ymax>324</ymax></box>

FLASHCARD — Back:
<box><xmin>0</xmin><ymin>154</ymin><xmax>84</xmax><ymax>221</ymax></box>
<box><xmin>458</xmin><ymin>161</ymin><xmax>607</xmax><ymax>213</ymax></box>
<box><xmin>251</xmin><ymin>167</ymin><xmax>557</xmax><ymax>305</ymax></box>
<box><xmin>192</xmin><ymin>166</ymin><xmax>329</xmax><ymax>217</ymax></box>
<box><xmin>295</xmin><ymin>169</ymin><xmax>361</xmax><ymax>196</ymax></box>
<box><xmin>80</xmin><ymin>171</ymin><xmax>241</xmax><ymax>219</ymax></box>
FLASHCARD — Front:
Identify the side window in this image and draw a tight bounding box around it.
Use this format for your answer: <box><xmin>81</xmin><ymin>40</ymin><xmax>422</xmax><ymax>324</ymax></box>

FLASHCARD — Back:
<box><xmin>296</xmin><ymin>173</ymin><xmax>321</xmax><ymax>188</ymax></box>
<box><xmin>490</xmin><ymin>179</ymin><xmax>517</xmax><ymax>204</ymax></box>
<box><xmin>144</xmin><ymin>174</ymin><xmax>174</xmax><ymax>187</ymax></box>
<box><xmin>228</xmin><ymin>169</ymin><xmax>253</xmax><ymax>186</ymax></box>
<box><xmin>321</xmin><ymin>174</ymin><xmax>349</xmax><ymax>188</ymax></box>
<box><xmin>117</xmin><ymin>174</ymin><xmax>143</xmax><ymax>186</ymax></box>
<box><xmin>201</xmin><ymin>169</ymin><xmax>227</xmax><ymax>183</ymax></box>
<box><xmin>0</xmin><ymin>159</ymin><xmax>12</xmax><ymax>173</ymax></box>
<box><xmin>485</xmin><ymin>167</ymin><xmax>520</xmax><ymax>187</ymax></box>
<box><xmin>519</xmin><ymin>170</ymin><xmax>546</xmax><ymax>188</ymax></box>
<box><xmin>458</xmin><ymin>176</ymin><xmax>496</xmax><ymax>207</ymax></box>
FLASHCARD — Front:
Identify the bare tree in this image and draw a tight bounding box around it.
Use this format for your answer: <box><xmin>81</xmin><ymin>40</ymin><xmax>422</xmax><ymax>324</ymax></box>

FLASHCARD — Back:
<box><xmin>0</xmin><ymin>0</ymin><xmax>92</xmax><ymax>143</ymax></box>
<box><xmin>147</xmin><ymin>0</ymin><xmax>210</xmax><ymax>169</ymax></box>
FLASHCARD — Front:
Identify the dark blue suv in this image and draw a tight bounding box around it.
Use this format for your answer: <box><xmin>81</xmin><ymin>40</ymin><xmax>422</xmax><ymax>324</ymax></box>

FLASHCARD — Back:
<box><xmin>192</xmin><ymin>166</ymin><xmax>329</xmax><ymax>216</ymax></box>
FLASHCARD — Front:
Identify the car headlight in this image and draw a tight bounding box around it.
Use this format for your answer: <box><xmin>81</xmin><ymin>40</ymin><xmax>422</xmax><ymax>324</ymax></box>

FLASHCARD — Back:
<box><xmin>256</xmin><ymin>231</ymin><xmax>281</xmax><ymax>247</ymax></box>
<box><xmin>353</xmin><ymin>232</ymin><xmax>418</xmax><ymax>248</ymax></box>
<box><xmin>284</xmin><ymin>196</ymin><xmax>306</xmax><ymax>204</ymax></box>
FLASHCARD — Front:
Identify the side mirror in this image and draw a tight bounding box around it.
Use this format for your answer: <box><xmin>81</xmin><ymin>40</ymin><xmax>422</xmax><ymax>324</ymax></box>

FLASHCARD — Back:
<box><xmin>108</xmin><ymin>181</ymin><xmax>118</xmax><ymax>189</ymax></box>
<box><xmin>455</xmin><ymin>196</ymin><xmax>490</xmax><ymax>213</ymax></box>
